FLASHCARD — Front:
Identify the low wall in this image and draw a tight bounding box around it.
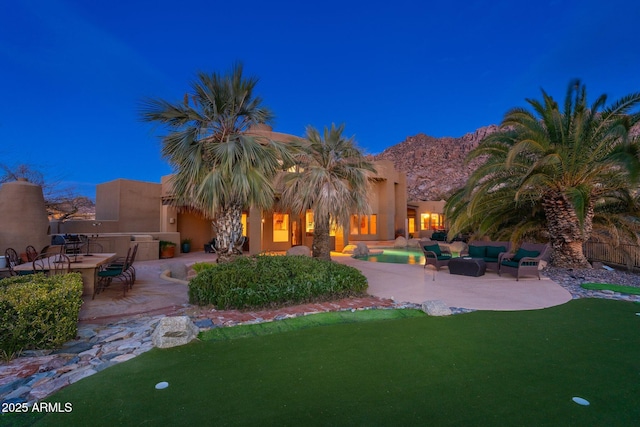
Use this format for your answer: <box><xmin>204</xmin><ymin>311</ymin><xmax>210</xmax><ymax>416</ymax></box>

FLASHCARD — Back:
<box><xmin>49</xmin><ymin>233</ymin><xmax>180</xmax><ymax>261</ymax></box>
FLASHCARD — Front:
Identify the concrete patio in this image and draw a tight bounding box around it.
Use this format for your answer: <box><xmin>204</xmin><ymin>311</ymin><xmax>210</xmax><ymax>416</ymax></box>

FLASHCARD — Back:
<box><xmin>79</xmin><ymin>250</ymin><xmax>572</xmax><ymax>323</ymax></box>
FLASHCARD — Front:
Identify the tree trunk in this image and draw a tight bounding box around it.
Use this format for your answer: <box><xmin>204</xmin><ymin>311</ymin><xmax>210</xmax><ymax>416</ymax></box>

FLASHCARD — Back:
<box><xmin>541</xmin><ymin>190</ymin><xmax>593</xmax><ymax>268</ymax></box>
<box><xmin>312</xmin><ymin>216</ymin><xmax>331</xmax><ymax>261</ymax></box>
<box><xmin>214</xmin><ymin>202</ymin><xmax>244</xmax><ymax>263</ymax></box>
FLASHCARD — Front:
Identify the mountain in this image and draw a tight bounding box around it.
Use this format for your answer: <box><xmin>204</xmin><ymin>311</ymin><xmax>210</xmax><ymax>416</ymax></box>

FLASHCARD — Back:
<box><xmin>374</xmin><ymin>125</ymin><xmax>500</xmax><ymax>201</ymax></box>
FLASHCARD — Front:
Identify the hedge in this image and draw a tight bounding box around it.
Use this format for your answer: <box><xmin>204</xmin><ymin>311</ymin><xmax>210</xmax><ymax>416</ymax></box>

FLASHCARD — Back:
<box><xmin>189</xmin><ymin>255</ymin><xmax>368</xmax><ymax>309</ymax></box>
<box><xmin>0</xmin><ymin>273</ymin><xmax>83</xmax><ymax>358</ymax></box>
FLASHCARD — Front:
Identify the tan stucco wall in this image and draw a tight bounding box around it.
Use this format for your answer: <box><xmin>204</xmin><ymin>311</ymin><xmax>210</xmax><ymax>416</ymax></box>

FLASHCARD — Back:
<box><xmin>96</xmin><ymin>179</ymin><xmax>161</xmax><ymax>232</ymax></box>
<box><xmin>0</xmin><ymin>180</ymin><xmax>50</xmax><ymax>255</ymax></box>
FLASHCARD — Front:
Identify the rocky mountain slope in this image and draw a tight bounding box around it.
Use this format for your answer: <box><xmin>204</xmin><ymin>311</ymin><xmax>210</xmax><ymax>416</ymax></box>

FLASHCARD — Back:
<box><xmin>376</xmin><ymin>124</ymin><xmax>640</xmax><ymax>202</ymax></box>
<box><xmin>374</xmin><ymin>125</ymin><xmax>499</xmax><ymax>201</ymax></box>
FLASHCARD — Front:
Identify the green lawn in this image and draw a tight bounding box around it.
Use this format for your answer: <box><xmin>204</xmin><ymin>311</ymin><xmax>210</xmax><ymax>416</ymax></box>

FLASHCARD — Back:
<box><xmin>8</xmin><ymin>299</ymin><xmax>640</xmax><ymax>426</ymax></box>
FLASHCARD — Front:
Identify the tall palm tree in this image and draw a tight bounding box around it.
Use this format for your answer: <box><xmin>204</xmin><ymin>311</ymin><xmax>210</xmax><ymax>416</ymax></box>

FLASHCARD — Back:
<box><xmin>277</xmin><ymin>124</ymin><xmax>376</xmax><ymax>261</ymax></box>
<box><xmin>445</xmin><ymin>80</ymin><xmax>640</xmax><ymax>268</ymax></box>
<box><xmin>140</xmin><ymin>63</ymin><xmax>296</xmax><ymax>262</ymax></box>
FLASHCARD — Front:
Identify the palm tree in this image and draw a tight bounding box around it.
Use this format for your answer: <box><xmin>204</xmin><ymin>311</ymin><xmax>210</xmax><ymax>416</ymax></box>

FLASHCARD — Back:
<box><xmin>140</xmin><ymin>63</ymin><xmax>296</xmax><ymax>262</ymax></box>
<box><xmin>277</xmin><ymin>124</ymin><xmax>376</xmax><ymax>261</ymax></box>
<box><xmin>445</xmin><ymin>80</ymin><xmax>640</xmax><ymax>268</ymax></box>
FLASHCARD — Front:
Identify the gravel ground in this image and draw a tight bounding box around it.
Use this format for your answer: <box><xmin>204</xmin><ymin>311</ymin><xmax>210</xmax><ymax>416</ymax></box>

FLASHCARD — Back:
<box><xmin>543</xmin><ymin>266</ymin><xmax>640</xmax><ymax>300</ymax></box>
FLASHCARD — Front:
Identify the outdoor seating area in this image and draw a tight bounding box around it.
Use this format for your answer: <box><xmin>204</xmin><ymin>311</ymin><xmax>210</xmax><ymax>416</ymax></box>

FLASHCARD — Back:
<box><xmin>418</xmin><ymin>239</ymin><xmax>552</xmax><ymax>281</ymax></box>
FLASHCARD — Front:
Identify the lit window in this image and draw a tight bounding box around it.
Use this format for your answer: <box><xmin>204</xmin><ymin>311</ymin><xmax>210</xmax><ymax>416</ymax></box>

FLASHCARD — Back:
<box><xmin>408</xmin><ymin>218</ymin><xmax>415</xmax><ymax>234</ymax></box>
<box><xmin>360</xmin><ymin>216</ymin><xmax>368</xmax><ymax>234</ymax></box>
<box><xmin>370</xmin><ymin>215</ymin><xmax>377</xmax><ymax>235</ymax></box>
<box><xmin>421</xmin><ymin>213</ymin><xmax>430</xmax><ymax>230</ymax></box>
<box><xmin>241</xmin><ymin>213</ymin><xmax>247</xmax><ymax>237</ymax></box>
<box><xmin>305</xmin><ymin>210</ymin><xmax>314</xmax><ymax>233</ymax></box>
<box><xmin>350</xmin><ymin>215</ymin><xmax>359</xmax><ymax>235</ymax></box>
<box><xmin>273</xmin><ymin>213</ymin><xmax>289</xmax><ymax>242</ymax></box>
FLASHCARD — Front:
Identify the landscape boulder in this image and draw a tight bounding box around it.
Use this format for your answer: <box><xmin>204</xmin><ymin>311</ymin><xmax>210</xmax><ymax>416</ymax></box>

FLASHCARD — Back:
<box><xmin>152</xmin><ymin>316</ymin><xmax>199</xmax><ymax>349</ymax></box>
<box><xmin>421</xmin><ymin>300</ymin><xmax>452</xmax><ymax>316</ymax></box>
<box><xmin>286</xmin><ymin>245</ymin><xmax>311</xmax><ymax>256</ymax></box>
<box><xmin>353</xmin><ymin>242</ymin><xmax>370</xmax><ymax>257</ymax></box>
<box><xmin>342</xmin><ymin>245</ymin><xmax>357</xmax><ymax>254</ymax></box>
<box><xmin>393</xmin><ymin>236</ymin><xmax>407</xmax><ymax>248</ymax></box>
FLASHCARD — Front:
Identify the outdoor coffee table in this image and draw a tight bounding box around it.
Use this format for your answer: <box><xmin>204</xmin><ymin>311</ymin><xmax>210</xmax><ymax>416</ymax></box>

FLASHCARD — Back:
<box><xmin>449</xmin><ymin>257</ymin><xmax>487</xmax><ymax>277</ymax></box>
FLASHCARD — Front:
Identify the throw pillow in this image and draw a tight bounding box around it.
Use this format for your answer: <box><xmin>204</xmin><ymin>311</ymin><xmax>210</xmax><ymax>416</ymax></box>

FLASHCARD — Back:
<box><xmin>468</xmin><ymin>245</ymin><xmax>486</xmax><ymax>258</ymax></box>
<box><xmin>423</xmin><ymin>244</ymin><xmax>441</xmax><ymax>257</ymax></box>
<box><xmin>512</xmin><ymin>248</ymin><xmax>540</xmax><ymax>262</ymax></box>
<box><xmin>486</xmin><ymin>245</ymin><xmax>506</xmax><ymax>258</ymax></box>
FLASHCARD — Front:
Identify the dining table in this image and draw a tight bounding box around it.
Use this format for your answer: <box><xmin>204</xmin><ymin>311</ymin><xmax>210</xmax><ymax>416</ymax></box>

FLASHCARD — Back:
<box><xmin>13</xmin><ymin>252</ymin><xmax>119</xmax><ymax>297</ymax></box>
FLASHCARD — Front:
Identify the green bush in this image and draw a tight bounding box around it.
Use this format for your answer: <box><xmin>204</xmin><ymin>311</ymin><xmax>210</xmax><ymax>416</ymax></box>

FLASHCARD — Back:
<box><xmin>188</xmin><ymin>255</ymin><xmax>368</xmax><ymax>309</ymax></box>
<box><xmin>192</xmin><ymin>262</ymin><xmax>218</xmax><ymax>274</ymax></box>
<box><xmin>0</xmin><ymin>273</ymin><xmax>83</xmax><ymax>358</ymax></box>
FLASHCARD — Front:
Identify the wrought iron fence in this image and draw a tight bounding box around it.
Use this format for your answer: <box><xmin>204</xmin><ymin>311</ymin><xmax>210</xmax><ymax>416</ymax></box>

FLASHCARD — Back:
<box><xmin>584</xmin><ymin>241</ymin><xmax>640</xmax><ymax>271</ymax></box>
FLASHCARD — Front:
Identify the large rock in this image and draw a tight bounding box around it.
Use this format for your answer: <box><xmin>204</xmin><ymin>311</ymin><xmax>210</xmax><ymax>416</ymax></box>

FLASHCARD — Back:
<box><xmin>286</xmin><ymin>245</ymin><xmax>311</xmax><ymax>256</ymax></box>
<box><xmin>342</xmin><ymin>245</ymin><xmax>357</xmax><ymax>254</ymax></box>
<box><xmin>354</xmin><ymin>242</ymin><xmax>370</xmax><ymax>257</ymax></box>
<box><xmin>421</xmin><ymin>300</ymin><xmax>452</xmax><ymax>316</ymax></box>
<box><xmin>152</xmin><ymin>316</ymin><xmax>199</xmax><ymax>349</ymax></box>
<box><xmin>393</xmin><ymin>236</ymin><xmax>407</xmax><ymax>248</ymax></box>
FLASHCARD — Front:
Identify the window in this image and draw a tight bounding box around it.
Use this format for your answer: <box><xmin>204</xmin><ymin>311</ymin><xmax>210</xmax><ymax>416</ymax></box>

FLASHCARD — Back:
<box><xmin>350</xmin><ymin>215</ymin><xmax>359</xmax><ymax>235</ymax></box>
<box><xmin>421</xmin><ymin>213</ymin><xmax>444</xmax><ymax>230</ymax></box>
<box><xmin>350</xmin><ymin>214</ymin><xmax>377</xmax><ymax>236</ymax></box>
<box><xmin>241</xmin><ymin>213</ymin><xmax>247</xmax><ymax>237</ymax></box>
<box><xmin>408</xmin><ymin>217</ymin><xmax>415</xmax><ymax>234</ymax></box>
<box><xmin>359</xmin><ymin>215</ymin><xmax>368</xmax><ymax>235</ymax></box>
<box><xmin>421</xmin><ymin>213</ymin><xmax>430</xmax><ymax>230</ymax></box>
<box><xmin>273</xmin><ymin>213</ymin><xmax>289</xmax><ymax>242</ymax></box>
<box><xmin>305</xmin><ymin>210</ymin><xmax>314</xmax><ymax>234</ymax></box>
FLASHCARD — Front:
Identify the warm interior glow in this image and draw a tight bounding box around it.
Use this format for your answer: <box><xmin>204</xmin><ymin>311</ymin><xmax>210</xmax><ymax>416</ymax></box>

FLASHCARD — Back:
<box><xmin>305</xmin><ymin>210</ymin><xmax>314</xmax><ymax>233</ymax></box>
<box><xmin>241</xmin><ymin>213</ymin><xmax>247</xmax><ymax>237</ymax></box>
<box><xmin>273</xmin><ymin>213</ymin><xmax>289</xmax><ymax>242</ymax></box>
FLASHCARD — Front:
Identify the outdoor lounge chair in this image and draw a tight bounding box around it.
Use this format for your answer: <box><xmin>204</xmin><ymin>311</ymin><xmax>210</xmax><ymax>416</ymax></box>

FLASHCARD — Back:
<box><xmin>499</xmin><ymin>242</ymin><xmax>550</xmax><ymax>280</ymax></box>
<box><xmin>421</xmin><ymin>242</ymin><xmax>452</xmax><ymax>270</ymax></box>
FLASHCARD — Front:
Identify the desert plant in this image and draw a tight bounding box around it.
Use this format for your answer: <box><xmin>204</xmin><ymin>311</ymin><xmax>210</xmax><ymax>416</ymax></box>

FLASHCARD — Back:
<box><xmin>141</xmin><ymin>63</ymin><xmax>299</xmax><ymax>262</ymax></box>
<box><xmin>446</xmin><ymin>80</ymin><xmax>640</xmax><ymax>268</ymax></box>
<box><xmin>276</xmin><ymin>124</ymin><xmax>376</xmax><ymax>260</ymax></box>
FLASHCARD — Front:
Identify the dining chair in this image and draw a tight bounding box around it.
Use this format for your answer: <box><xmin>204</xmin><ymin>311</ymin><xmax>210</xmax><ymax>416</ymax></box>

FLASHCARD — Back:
<box><xmin>4</xmin><ymin>248</ymin><xmax>22</xmax><ymax>276</ymax></box>
<box><xmin>25</xmin><ymin>245</ymin><xmax>38</xmax><ymax>262</ymax></box>
<box><xmin>33</xmin><ymin>253</ymin><xmax>71</xmax><ymax>276</ymax></box>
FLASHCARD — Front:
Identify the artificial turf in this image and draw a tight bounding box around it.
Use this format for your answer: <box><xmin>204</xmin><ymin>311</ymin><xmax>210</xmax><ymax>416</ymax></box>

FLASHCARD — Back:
<box><xmin>581</xmin><ymin>282</ymin><xmax>640</xmax><ymax>295</ymax></box>
<box><xmin>8</xmin><ymin>299</ymin><xmax>640</xmax><ymax>426</ymax></box>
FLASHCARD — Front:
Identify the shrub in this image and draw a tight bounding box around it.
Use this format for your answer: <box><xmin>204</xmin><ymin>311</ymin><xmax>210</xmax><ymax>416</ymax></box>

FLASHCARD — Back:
<box><xmin>0</xmin><ymin>273</ymin><xmax>83</xmax><ymax>359</ymax></box>
<box><xmin>192</xmin><ymin>262</ymin><xmax>217</xmax><ymax>274</ymax></box>
<box><xmin>188</xmin><ymin>255</ymin><xmax>368</xmax><ymax>309</ymax></box>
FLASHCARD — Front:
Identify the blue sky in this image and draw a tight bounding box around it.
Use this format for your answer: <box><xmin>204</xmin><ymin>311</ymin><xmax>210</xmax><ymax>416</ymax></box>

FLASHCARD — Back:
<box><xmin>1</xmin><ymin>0</ymin><xmax>639</xmax><ymax>200</ymax></box>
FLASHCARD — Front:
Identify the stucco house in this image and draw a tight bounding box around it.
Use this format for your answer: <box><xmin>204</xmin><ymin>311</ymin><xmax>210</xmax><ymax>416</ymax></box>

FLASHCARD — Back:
<box><xmin>1</xmin><ymin>126</ymin><xmax>448</xmax><ymax>260</ymax></box>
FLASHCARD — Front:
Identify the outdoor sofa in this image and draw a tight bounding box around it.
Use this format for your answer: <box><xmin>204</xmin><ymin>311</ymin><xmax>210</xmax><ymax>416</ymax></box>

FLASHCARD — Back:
<box><xmin>460</xmin><ymin>241</ymin><xmax>512</xmax><ymax>272</ymax></box>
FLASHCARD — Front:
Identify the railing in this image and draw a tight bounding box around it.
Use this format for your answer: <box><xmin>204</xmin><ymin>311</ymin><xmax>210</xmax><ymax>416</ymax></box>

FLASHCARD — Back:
<box><xmin>583</xmin><ymin>241</ymin><xmax>640</xmax><ymax>271</ymax></box>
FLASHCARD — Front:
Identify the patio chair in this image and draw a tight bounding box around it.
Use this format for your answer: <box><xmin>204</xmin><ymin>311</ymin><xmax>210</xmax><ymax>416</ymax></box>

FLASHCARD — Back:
<box><xmin>4</xmin><ymin>248</ymin><xmax>23</xmax><ymax>276</ymax></box>
<box><xmin>499</xmin><ymin>243</ymin><xmax>550</xmax><ymax>280</ymax></box>
<box><xmin>25</xmin><ymin>245</ymin><xmax>38</xmax><ymax>262</ymax></box>
<box><xmin>33</xmin><ymin>253</ymin><xmax>71</xmax><ymax>276</ymax></box>
<box><xmin>94</xmin><ymin>247</ymin><xmax>133</xmax><ymax>299</ymax></box>
<box><xmin>204</xmin><ymin>238</ymin><xmax>217</xmax><ymax>253</ymax></box>
<box><xmin>421</xmin><ymin>242</ymin><xmax>452</xmax><ymax>270</ymax></box>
